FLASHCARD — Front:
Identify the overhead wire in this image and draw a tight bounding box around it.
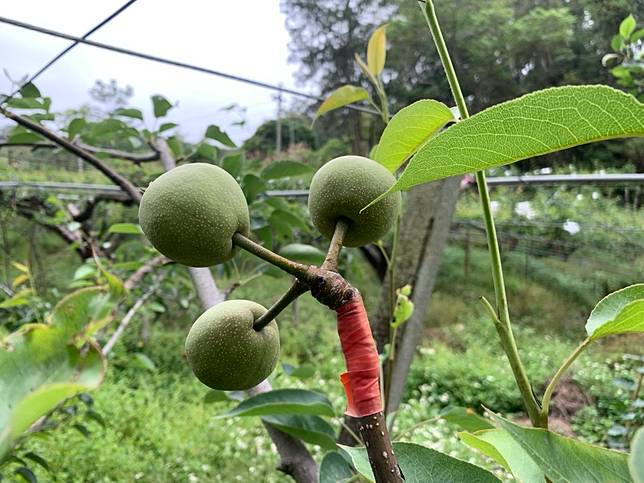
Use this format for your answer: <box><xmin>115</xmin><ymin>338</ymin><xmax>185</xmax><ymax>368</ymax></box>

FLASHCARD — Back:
<box><xmin>1</xmin><ymin>0</ymin><xmax>140</xmax><ymax>105</ymax></box>
<box><xmin>0</xmin><ymin>15</ymin><xmax>379</xmax><ymax>115</ymax></box>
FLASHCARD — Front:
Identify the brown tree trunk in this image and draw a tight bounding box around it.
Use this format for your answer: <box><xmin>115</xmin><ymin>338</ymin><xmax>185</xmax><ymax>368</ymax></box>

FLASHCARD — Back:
<box><xmin>372</xmin><ymin>177</ymin><xmax>461</xmax><ymax>413</ymax></box>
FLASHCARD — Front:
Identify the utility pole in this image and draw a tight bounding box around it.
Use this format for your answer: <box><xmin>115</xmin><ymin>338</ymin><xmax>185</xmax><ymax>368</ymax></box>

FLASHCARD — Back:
<box><xmin>289</xmin><ymin>116</ymin><xmax>295</xmax><ymax>147</ymax></box>
<box><xmin>275</xmin><ymin>83</ymin><xmax>283</xmax><ymax>154</ymax></box>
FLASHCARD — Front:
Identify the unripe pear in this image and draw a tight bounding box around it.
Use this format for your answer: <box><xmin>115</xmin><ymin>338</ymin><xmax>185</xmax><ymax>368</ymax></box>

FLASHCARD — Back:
<box><xmin>185</xmin><ymin>300</ymin><xmax>280</xmax><ymax>391</ymax></box>
<box><xmin>138</xmin><ymin>163</ymin><xmax>250</xmax><ymax>267</ymax></box>
<box><xmin>308</xmin><ymin>156</ymin><xmax>401</xmax><ymax>247</ymax></box>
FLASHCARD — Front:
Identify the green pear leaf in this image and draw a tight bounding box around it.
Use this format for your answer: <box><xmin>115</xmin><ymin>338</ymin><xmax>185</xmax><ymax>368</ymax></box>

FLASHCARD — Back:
<box><xmin>374</xmin><ymin>100</ymin><xmax>454</xmax><ymax>172</ymax></box>
<box><xmin>315</xmin><ymin>85</ymin><xmax>370</xmax><ymax>119</ymax></box>
<box><xmin>585</xmin><ymin>283</ymin><xmax>644</xmax><ymax>340</ymax></box>
<box><xmin>492</xmin><ymin>412</ymin><xmax>630</xmax><ymax>482</ymax></box>
<box><xmin>460</xmin><ymin>429</ymin><xmax>544</xmax><ymax>482</ymax></box>
<box><xmin>220</xmin><ymin>389</ymin><xmax>335</xmax><ymax>418</ymax></box>
<box><xmin>261</xmin><ymin>414</ymin><xmax>336</xmax><ymax>449</ymax></box>
<box><xmin>368</xmin><ymin>85</ymin><xmax>643</xmax><ymax>207</ymax></box>
<box><xmin>340</xmin><ymin>442</ymin><xmax>500</xmax><ymax>482</ymax></box>
<box><xmin>0</xmin><ymin>288</ymin><xmax>107</xmax><ymax>460</ymax></box>
<box><xmin>630</xmin><ymin>427</ymin><xmax>644</xmax><ymax>483</ymax></box>
<box><xmin>320</xmin><ymin>451</ymin><xmax>353</xmax><ymax>483</ymax></box>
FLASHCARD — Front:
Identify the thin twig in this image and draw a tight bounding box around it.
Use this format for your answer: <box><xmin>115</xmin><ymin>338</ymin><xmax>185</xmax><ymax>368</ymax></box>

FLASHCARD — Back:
<box><xmin>253</xmin><ymin>280</ymin><xmax>308</xmax><ymax>331</ymax></box>
<box><xmin>540</xmin><ymin>337</ymin><xmax>592</xmax><ymax>418</ymax></box>
<box><xmin>384</xmin><ymin>213</ymin><xmax>402</xmax><ymax>410</ymax></box>
<box><xmin>420</xmin><ymin>0</ymin><xmax>544</xmax><ymax>428</ymax></box>
<box><xmin>123</xmin><ymin>255</ymin><xmax>170</xmax><ymax>291</ymax></box>
<box><xmin>393</xmin><ymin>415</ymin><xmax>440</xmax><ymax>441</ymax></box>
<box><xmin>321</xmin><ymin>217</ymin><xmax>351</xmax><ymax>271</ymax></box>
<box><xmin>102</xmin><ymin>276</ymin><xmax>164</xmax><ymax>355</ymax></box>
<box><xmin>252</xmin><ymin>218</ymin><xmax>352</xmax><ymax>331</ymax></box>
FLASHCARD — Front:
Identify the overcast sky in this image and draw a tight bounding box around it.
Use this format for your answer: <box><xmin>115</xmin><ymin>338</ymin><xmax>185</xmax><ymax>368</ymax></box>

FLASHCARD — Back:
<box><xmin>0</xmin><ymin>0</ymin><xmax>302</xmax><ymax>143</ymax></box>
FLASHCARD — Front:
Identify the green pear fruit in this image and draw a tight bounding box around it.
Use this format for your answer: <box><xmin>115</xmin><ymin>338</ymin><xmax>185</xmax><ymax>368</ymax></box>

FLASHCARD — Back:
<box><xmin>185</xmin><ymin>300</ymin><xmax>279</xmax><ymax>391</ymax></box>
<box><xmin>308</xmin><ymin>155</ymin><xmax>401</xmax><ymax>247</ymax></box>
<box><xmin>138</xmin><ymin>163</ymin><xmax>250</xmax><ymax>267</ymax></box>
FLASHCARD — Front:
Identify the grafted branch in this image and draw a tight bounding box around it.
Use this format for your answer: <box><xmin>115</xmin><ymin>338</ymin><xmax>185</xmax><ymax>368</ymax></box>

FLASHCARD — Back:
<box><xmin>284</xmin><ymin>218</ymin><xmax>402</xmax><ymax>482</ymax></box>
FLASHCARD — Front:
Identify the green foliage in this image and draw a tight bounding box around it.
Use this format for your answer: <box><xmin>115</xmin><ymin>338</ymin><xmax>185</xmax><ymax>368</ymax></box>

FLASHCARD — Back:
<box><xmin>205</xmin><ymin>124</ymin><xmax>236</xmax><ymax>148</ymax></box>
<box><xmin>315</xmin><ymin>85</ymin><xmax>370</xmax><ymax>119</ymax></box>
<box><xmin>572</xmin><ymin>354</ymin><xmax>643</xmax><ymax>450</ymax></box>
<box><xmin>441</xmin><ymin>407</ymin><xmax>494</xmax><ymax>433</ymax></box>
<box><xmin>631</xmin><ymin>427</ymin><xmax>644</xmax><ymax>482</ymax></box>
<box><xmin>319</xmin><ymin>451</ymin><xmax>353</xmax><ymax>483</ymax></box>
<box><xmin>260</xmin><ymin>414</ymin><xmax>336</xmax><ymax>449</ymax></box>
<box><xmin>0</xmin><ymin>288</ymin><xmax>108</xmax><ymax>461</ymax></box>
<box><xmin>492</xmin><ymin>412</ymin><xmax>631</xmax><ymax>483</ymax></box>
<box><xmin>107</xmin><ymin>223</ymin><xmax>142</xmax><ymax>235</ymax></box>
<box><xmin>460</xmin><ymin>428</ymin><xmax>544</xmax><ymax>482</ymax></box>
<box><xmin>222</xmin><ymin>389</ymin><xmax>335</xmax><ymax>418</ymax></box>
<box><xmin>313</xmin><ymin>138</ymin><xmax>350</xmax><ymax>166</ymax></box>
<box><xmin>15</xmin><ymin>370</ymin><xmax>290</xmax><ymax>482</ymax></box>
<box><xmin>603</xmin><ymin>14</ymin><xmax>643</xmax><ymax>98</ymax></box>
<box><xmin>405</xmin><ymin>332</ymin><xmax>551</xmax><ymax>414</ymax></box>
<box><xmin>586</xmin><ymin>284</ymin><xmax>644</xmax><ymax>340</ymax></box>
<box><xmin>373</xmin><ymin>99</ymin><xmax>454</xmax><ymax>172</ymax></box>
<box><xmin>278</xmin><ymin>244</ymin><xmax>325</xmax><ymax>266</ymax></box>
<box><xmin>373</xmin><ymin>86</ymin><xmax>644</xmax><ymax>203</ymax></box>
<box><xmin>151</xmin><ymin>95</ymin><xmax>173</xmax><ymax>118</ymax></box>
<box><xmin>260</xmin><ymin>160</ymin><xmax>313</xmax><ymax>180</ymax></box>
<box><xmin>341</xmin><ymin>442</ymin><xmax>500</xmax><ymax>482</ymax></box>
<box><xmin>2</xmin><ymin>4</ymin><xmax>643</xmax><ymax>476</ymax></box>
<box><xmin>0</xmin><ymin>263</ymin><xmax>635</xmax><ymax>480</ymax></box>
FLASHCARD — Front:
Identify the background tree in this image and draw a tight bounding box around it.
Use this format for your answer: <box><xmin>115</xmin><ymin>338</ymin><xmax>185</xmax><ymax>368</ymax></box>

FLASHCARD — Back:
<box><xmin>243</xmin><ymin>115</ymin><xmax>316</xmax><ymax>158</ymax></box>
<box><xmin>281</xmin><ymin>0</ymin><xmax>392</xmax><ymax>152</ymax></box>
<box><xmin>282</xmin><ymin>0</ymin><xmax>640</xmax><ymax>168</ymax></box>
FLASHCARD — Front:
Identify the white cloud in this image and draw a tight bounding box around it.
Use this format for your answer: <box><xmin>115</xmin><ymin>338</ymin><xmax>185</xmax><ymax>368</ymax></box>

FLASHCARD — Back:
<box><xmin>0</xmin><ymin>1</ymin><xmax>300</xmax><ymax>142</ymax></box>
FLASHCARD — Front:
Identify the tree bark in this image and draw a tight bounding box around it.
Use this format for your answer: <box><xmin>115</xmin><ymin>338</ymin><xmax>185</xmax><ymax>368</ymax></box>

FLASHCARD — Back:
<box><xmin>249</xmin><ymin>381</ymin><xmax>319</xmax><ymax>482</ymax></box>
<box><xmin>372</xmin><ymin>177</ymin><xmax>461</xmax><ymax>413</ymax></box>
<box><xmin>189</xmin><ymin>267</ymin><xmax>225</xmax><ymax>310</ymax></box>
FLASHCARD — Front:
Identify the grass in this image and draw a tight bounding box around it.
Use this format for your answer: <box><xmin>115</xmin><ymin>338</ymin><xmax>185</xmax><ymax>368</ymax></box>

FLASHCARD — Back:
<box><xmin>1</xmin><ymin>240</ymin><xmax>639</xmax><ymax>481</ymax></box>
